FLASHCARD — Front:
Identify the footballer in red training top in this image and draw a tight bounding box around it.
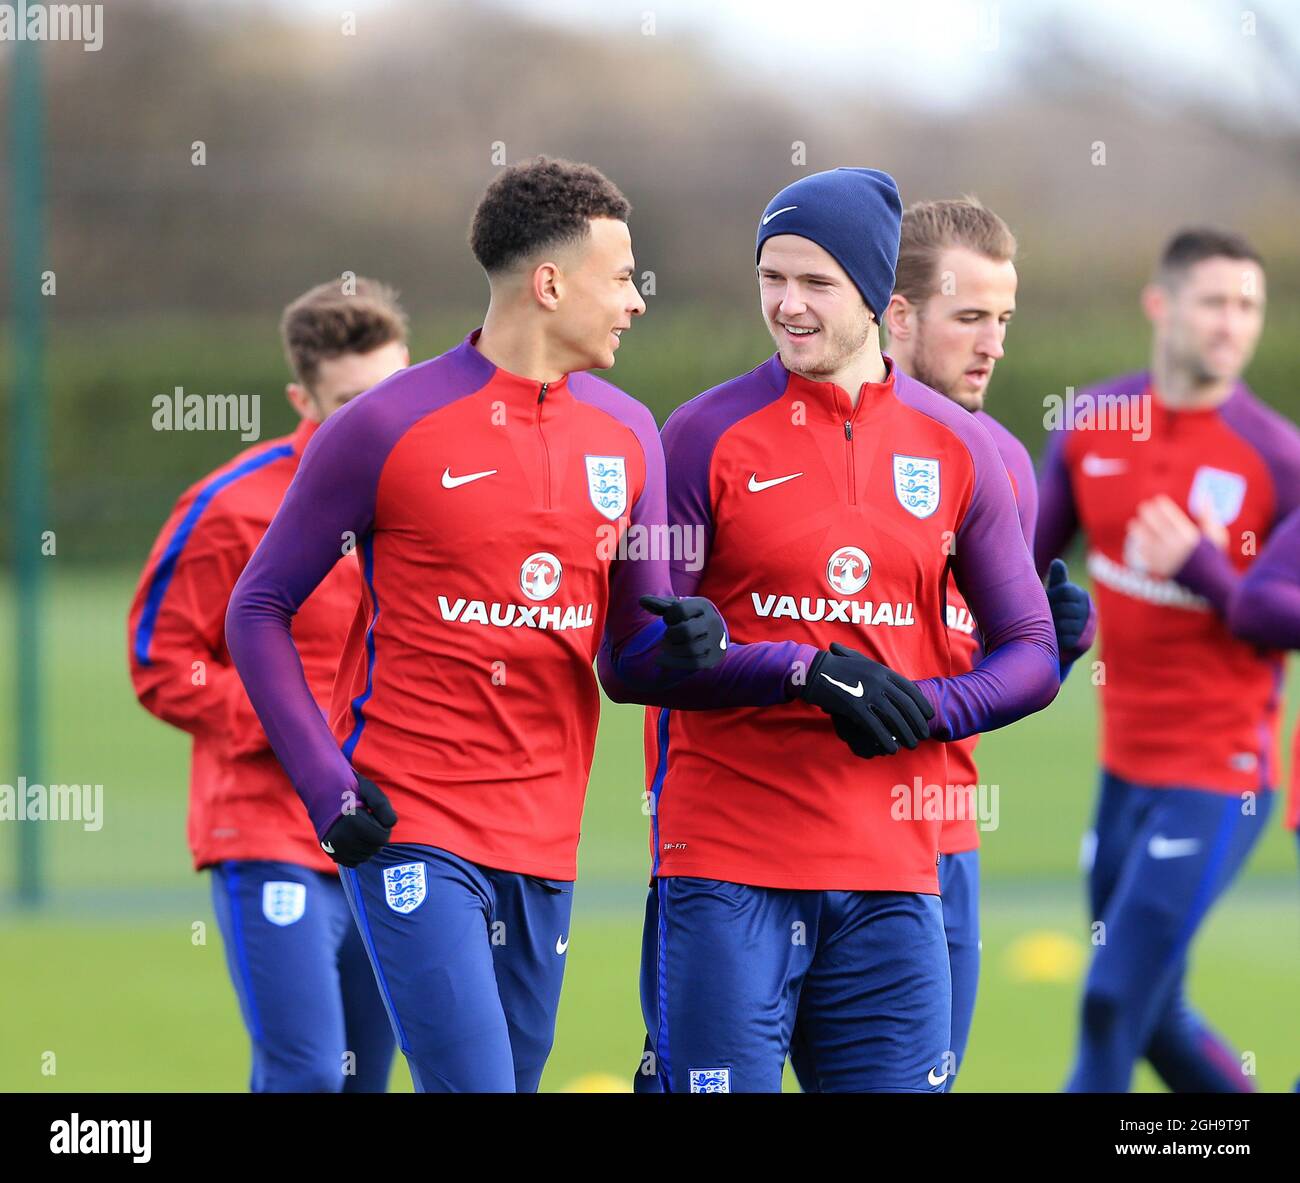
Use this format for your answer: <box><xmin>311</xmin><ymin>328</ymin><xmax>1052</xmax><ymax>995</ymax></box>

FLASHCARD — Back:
<box><xmin>784</xmin><ymin>197</ymin><xmax>1094</xmax><ymax>1095</ymax></box>
<box><xmin>129</xmin><ymin>278</ymin><xmax>409</xmax><ymax>1092</ymax></box>
<box><xmin>226</xmin><ymin>159</ymin><xmax>816</xmax><ymax>1094</ymax></box>
<box><xmin>625</xmin><ymin>168</ymin><xmax>1060</xmax><ymax>1094</ymax></box>
<box><xmin>1036</xmin><ymin>228</ymin><xmax>1300</xmax><ymax>1093</ymax></box>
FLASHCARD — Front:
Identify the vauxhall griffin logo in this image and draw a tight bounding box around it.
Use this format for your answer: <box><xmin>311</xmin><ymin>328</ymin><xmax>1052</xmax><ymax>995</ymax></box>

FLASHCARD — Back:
<box><xmin>753</xmin><ymin>544</ymin><xmax>911</xmax><ymax>628</ymax></box>
<box><xmin>520</xmin><ymin>552</ymin><xmax>563</xmax><ymax>601</ymax></box>
<box><xmin>826</xmin><ymin>546</ymin><xmax>871</xmax><ymax>595</ymax></box>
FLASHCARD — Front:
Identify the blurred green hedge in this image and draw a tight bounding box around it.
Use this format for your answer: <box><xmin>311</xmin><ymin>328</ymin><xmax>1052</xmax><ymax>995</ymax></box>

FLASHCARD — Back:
<box><xmin>3</xmin><ymin>302</ymin><xmax>1298</xmax><ymax>564</ymax></box>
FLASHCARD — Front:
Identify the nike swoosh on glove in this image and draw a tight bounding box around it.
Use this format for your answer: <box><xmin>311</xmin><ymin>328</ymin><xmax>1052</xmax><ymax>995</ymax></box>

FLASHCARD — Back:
<box><xmin>640</xmin><ymin>594</ymin><xmax>729</xmax><ymax>670</ymax></box>
<box><xmin>1046</xmin><ymin>557</ymin><xmax>1092</xmax><ymax>653</ymax></box>
<box><xmin>320</xmin><ymin>774</ymin><xmax>398</xmax><ymax>868</ymax></box>
<box><xmin>799</xmin><ymin>641</ymin><xmax>934</xmax><ymax>758</ymax></box>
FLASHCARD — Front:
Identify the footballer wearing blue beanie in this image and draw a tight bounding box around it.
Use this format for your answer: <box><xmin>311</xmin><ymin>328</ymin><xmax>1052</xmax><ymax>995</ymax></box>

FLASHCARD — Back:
<box><xmin>756</xmin><ymin>167</ymin><xmax>903</xmax><ymax>324</ymax></box>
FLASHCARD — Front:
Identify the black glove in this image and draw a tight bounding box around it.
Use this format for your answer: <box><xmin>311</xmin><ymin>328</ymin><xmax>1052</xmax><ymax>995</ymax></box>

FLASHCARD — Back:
<box><xmin>320</xmin><ymin>775</ymin><xmax>398</xmax><ymax>868</ymax></box>
<box><xmin>800</xmin><ymin>642</ymin><xmax>933</xmax><ymax>757</ymax></box>
<box><xmin>832</xmin><ymin>713</ymin><xmax>898</xmax><ymax>760</ymax></box>
<box><xmin>1046</xmin><ymin>558</ymin><xmax>1091</xmax><ymax>654</ymax></box>
<box><xmin>640</xmin><ymin>595</ymin><xmax>728</xmax><ymax>670</ymax></box>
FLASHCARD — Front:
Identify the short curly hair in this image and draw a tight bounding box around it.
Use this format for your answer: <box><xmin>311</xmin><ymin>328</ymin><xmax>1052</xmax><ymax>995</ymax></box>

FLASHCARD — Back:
<box><xmin>469</xmin><ymin>156</ymin><xmax>632</xmax><ymax>275</ymax></box>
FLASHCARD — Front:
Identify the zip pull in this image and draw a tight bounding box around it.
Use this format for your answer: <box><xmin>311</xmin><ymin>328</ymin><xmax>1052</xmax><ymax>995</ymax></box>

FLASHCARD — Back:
<box><xmin>539</xmin><ymin>382</ymin><xmax>549</xmax><ymax>404</ymax></box>
<box><xmin>844</xmin><ymin>421</ymin><xmax>853</xmax><ymax>441</ymax></box>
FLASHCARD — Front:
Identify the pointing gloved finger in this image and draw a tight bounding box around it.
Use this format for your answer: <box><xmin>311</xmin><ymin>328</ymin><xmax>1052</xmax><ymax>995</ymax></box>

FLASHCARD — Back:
<box><xmin>639</xmin><ymin>594</ymin><xmax>686</xmax><ymax>625</ymax></box>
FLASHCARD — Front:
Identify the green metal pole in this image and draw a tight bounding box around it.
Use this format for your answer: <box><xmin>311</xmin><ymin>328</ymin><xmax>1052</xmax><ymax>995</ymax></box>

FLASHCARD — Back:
<box><xmin>10</xmin><ymin>37</ymin><xmax>47</xmax><ymax>907</ymax></box>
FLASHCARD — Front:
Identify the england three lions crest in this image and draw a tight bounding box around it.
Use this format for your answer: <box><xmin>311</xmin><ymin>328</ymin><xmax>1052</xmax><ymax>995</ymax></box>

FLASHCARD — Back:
<box><xmin>383</xmin><ymin>862</ymin><xmax>427</xmax><ymax>915</ymax></box>
<box><xmin>585</xmin><ymin>455</ymin><xmax>628</xmax><ymax>521</ymax></box>
<box><xmin>893</xmin><ymin>454</ymin><xmax>940</xmax><ymax>519</ymax></box>
<box><xmin>1188</xmin><ymin>466</ymin><xmax>1246</xmax><ymax>526</ymax></box>
<box><xmin>261</xmin><ymin>881</ymin><xmax>306</xmax><ymax>927</ymax></box>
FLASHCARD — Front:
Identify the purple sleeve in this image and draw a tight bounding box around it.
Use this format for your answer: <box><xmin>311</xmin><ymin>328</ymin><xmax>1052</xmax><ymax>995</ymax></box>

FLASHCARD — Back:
<box><xmin>588</xmin><ymin>387</ymin><xmax>706</xmax><ymax>699</ymax></box>
<box><xmin>1228</xmin><ymin>509</ymin><xmax>1300</xmax><ymax>648</ymax></box>
<box><xmin>1220</xmin><ymin>386</ymin><xmax>1300</xmax><ymax>523</ymax></box>
<box><xmin>909</xmin><ymin>397</ymin><xmax>1059</xmax><ymax>740</ymax></box>
<box><xmin>225</xmin><ymin>355</ymin><xmax>477</xmax><ymax>838</ymax></box>
<box><xmin>976</xmin><ymin>411</ymin><xmax>1040</xmax><ymax>544</ymax></box>
<box><xmin>1033</xmin><ymin>424</ymin><xmax>1078</xmax><ymax>577</ymax></box>
<box><xmin>224</xmin><ymin>397</ymin><xmax>391</xmax><ymax>838</ymax></box>
<box><xmin>1206</xmin><ymin>388</ymin><xmax>1300</xmax><ymax>635</ymax></box>
<box><xmin>977</xmin><ymin>411</ymin><xmax>1039</xmax><ymax>552</ymax></box>
<box><xmin>1173</xmin><ymin>537</ymin><xmax>1241</xmax><ymax>617</ymax></box>
<box><xmin>1007</xmin><ymin>456</ymin><xmax>1091</xmax><ymax>663</ymax></box>
<box><xmin>584</xmin><ymin>383</ymin><xmax>677</xmax><ymax>658</ymax></box>
<box><xmin>982</xmin><ymin>411</ymin><xmax>1098</xmax><ymax>667</ymax></box>
<box><xmin>587</xmin><ymin>384</ymin><xmax>811</xmax><ymax>707</ymax></box>
<box><xmin>1003</xmin><ymin>431</ymin><xmax>1101</xmax><ymax>667</ymax></box>
<box><xmin>591</xmin><ymin>377</ymin><xmax>816</xmax><ymax>708</ymax></box>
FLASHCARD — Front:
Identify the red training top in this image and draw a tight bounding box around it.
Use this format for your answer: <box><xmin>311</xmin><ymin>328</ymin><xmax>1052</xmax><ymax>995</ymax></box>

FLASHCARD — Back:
<box><xmin>129</xmin><ymin>419</ymin><xmax>358</xmax><ymax>872</ymax></box>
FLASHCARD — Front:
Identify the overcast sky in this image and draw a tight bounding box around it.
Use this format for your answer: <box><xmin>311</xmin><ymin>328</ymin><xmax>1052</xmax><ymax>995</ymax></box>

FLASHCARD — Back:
<box><xmin>255</xmin><ymin>0</ymin><xmax>1290</xmax><ymax>114</ymax></box>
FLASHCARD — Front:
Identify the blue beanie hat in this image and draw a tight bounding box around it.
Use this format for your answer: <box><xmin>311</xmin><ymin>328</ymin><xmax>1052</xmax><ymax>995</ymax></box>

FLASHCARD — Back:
<box><xmin>755</xmin><ymin>167</ymin><xmax>903</xmax><ymax>324</ymax></box>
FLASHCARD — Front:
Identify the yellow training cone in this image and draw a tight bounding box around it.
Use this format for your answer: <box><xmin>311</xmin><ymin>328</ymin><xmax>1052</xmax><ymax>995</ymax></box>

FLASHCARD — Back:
<box><xmin>1004</xmin><ymin>930</ymin><xmax>1086</xmax><ymax>983</ymax></box>
<box><xmin>563</xmin><ymin>1072</ymin><xmax>634</xmax><ymax>1093</ymax></box>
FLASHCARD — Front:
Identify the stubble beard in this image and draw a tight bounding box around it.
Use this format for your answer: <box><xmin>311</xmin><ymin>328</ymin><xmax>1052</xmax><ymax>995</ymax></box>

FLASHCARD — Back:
<box><xmin>909</xmin><ymin>330</ymin><xmax>982</xmax><ymax>411</ymax></box>
<box><xmin>782</xmin><ymin>317</ymin><xmax>873</xmax><ymax>381</ymax></box>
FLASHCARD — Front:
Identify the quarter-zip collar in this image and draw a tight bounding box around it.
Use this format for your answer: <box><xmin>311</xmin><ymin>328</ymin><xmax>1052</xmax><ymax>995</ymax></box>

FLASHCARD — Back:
<box><xmin>1146</xmin><ymin>378</ymin><xmax>1244</xmax><ymax>432</ymax></box>
<box><xmin>776</xmin><ymin>351</ymin><xmax>897</xmax><ymax>425</ymax></box>
<box><xmin>462</xmin><ymin>328</ymin><xmax>573</xmax><ymax>408</ymax></box>
<box><xmin>768</xmin><ymin>351</ymin><xmax>896</xmax><ymax>508</ymax></box>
